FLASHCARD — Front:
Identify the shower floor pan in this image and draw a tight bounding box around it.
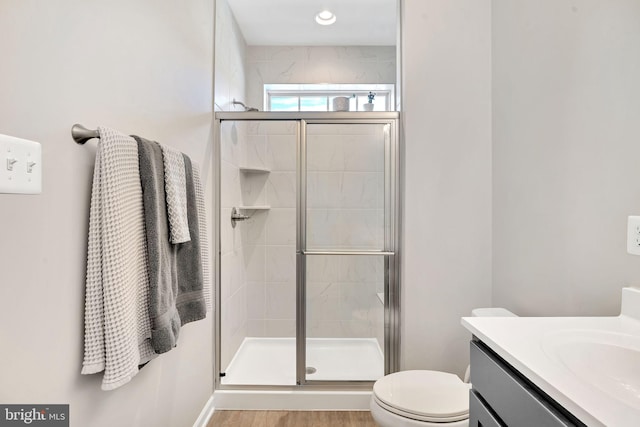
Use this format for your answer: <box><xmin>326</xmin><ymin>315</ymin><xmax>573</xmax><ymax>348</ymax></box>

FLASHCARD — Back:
<box><xmin>221</xmin><ymin>337</ymin><xmax>384</xmax><ymax>385</ymax></box>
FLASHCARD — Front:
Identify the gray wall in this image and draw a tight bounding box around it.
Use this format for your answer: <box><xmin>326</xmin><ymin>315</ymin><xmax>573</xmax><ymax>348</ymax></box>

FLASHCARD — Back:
<box><xmin>492</xmin><ymin>0</ymin><xmax>640</xmax><ymax>316</ymax></box>
<box><xmin>0</xmin><ymin>1</ymin><xmax>214</xmax><ymax>426</ymax></box>
<box><xmin>401</xmin><ymin>0</ymin><xmax>493</xmax><ymax>376</ymax></box>
<box><xmin>402</xmin><ymin>0</ymin><xmax>640</xmax><ymax>379</ymax></box>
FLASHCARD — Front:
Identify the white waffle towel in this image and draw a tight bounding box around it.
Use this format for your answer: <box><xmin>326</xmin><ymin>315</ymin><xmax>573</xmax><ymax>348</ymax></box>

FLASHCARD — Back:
<box><xmin>192</xmin><ymin>162</ymin><xmax>211</xmax><ymax>311</ymax></box>
<box><xmin>161</xmin><ymin>144</ymin><xmax>191</xmax><ymax>244</ymax></box>
<box><xmin>81</xmin><ymin>126</ymin><xmax>155</xmax><ymax>390</ymax></box>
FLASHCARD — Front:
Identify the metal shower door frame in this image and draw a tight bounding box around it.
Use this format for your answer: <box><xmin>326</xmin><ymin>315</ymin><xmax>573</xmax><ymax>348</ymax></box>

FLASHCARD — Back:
<box><xmin>214</xmin><ymin>112</ymin><xmax>400</xmax><ymax>392</ymax></box>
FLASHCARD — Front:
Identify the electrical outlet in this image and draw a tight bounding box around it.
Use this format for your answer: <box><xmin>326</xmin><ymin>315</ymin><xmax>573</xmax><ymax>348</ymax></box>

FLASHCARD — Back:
<box><xmin>627</xmin><ymin>216</ymin><xmax>640</xmax><ymax>255</ymax></box>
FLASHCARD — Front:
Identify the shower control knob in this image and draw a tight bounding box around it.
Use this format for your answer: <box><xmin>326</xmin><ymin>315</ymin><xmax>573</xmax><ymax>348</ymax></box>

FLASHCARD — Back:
<box><xmin>231</xmin><ymin>207</ymin><xmax>250</xmax><ymax>228</ymax></box>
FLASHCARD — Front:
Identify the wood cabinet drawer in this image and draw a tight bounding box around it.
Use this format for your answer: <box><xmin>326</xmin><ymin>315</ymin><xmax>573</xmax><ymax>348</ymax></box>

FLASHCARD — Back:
<box><xmin>470</xmin><ymin>341</ymin><xmax>579</xmax><ymax>427</ymax></box>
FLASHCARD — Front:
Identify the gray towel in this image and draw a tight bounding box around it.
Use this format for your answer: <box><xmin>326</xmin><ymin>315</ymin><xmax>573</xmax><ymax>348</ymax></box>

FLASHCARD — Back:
<box><xmin>134</xmin><ymin>136</ymin><xmax>206</xmax><ymax>354</ymax></box>
<box><xmin>175</xmin><ymin>153</ymin><xmax>207</xmax><ymax>324</ymax></box>
<box><xmin>135</xmin><ymin>136</ymin><xmax>181</xmax><ymax>353</ymax></box>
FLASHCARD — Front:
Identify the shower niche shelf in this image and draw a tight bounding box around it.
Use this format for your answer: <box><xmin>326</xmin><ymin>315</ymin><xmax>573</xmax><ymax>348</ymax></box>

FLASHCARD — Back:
<box><xmin>238</xmin><ymin>205</ymin><xmax>270</xmax><ymax>210</ymax></box>
<box><xmin>239</xmin><ymin>166</ymin><xmax>271</xmax><ymax>174</ymax></box>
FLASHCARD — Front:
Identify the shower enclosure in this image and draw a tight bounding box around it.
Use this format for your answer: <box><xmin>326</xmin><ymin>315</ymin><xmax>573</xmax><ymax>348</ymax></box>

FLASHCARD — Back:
<box><xmin>214</xmin><ymin>112</ymin><xmax>399</xmax><ymax>402</ymax></box>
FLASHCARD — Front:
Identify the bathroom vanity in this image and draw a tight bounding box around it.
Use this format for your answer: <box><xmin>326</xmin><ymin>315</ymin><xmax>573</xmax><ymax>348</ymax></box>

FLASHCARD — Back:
<box><xmin>462</xmin><ymin>287</ymin><xmax>640</xmax><ymax>427</ymax></box>
<box><xmin>469</xmin><ymin>339</ymin><xmax>583</xmax><ymax>426</ymax></box>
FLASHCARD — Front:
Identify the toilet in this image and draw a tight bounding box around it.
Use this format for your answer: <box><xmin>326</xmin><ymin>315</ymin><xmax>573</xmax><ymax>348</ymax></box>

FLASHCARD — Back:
<box><xmin>370</xmin><ymin>308</ymin><xmax>517</xmax><ymax>427</ymax></box>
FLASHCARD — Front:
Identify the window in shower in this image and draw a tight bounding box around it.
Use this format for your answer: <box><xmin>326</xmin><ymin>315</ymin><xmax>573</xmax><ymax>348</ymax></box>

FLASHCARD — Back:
<box><xmin>265</xmin><ymin>84</ymin><xmax>395</xmax><ymax>112</ymax></box>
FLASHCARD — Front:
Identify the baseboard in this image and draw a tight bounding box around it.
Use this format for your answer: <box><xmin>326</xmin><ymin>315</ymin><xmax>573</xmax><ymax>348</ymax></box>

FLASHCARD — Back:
<box><xmin>192</xmin><ymin>394</ymin><xmax>216</xmax><ymax>427</ymax></box>
<box><xmin>212</xmin><ymin>389</ymin><xmax>372</xmax><ymax>410</ymax></box>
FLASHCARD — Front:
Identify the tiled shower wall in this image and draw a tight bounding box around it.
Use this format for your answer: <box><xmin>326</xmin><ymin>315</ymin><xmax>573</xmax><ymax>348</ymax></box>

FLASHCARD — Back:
<box><xmin>306</xmin><ymin>124</ymin><xmax>385</xmax><ymax>251</ymax></box>
<box><xmin>305</xmin><ymin>124</ymin><xmax>386</xmax><ymax>347</ymax></box>
<box><xmin>226</xmin><ymin>122</ymin><xmax>385</xmax><ymax>347</ymax></box>
<box><xmin>242</xmin><ymin>121</ymin><xmax>299</xmax><ymax>338</ymax></box>
<box><xmin>220</xmin><ymin>121</ymin><xmax>249</xmax><ymax>371</ymax></box>
<box><xmin>215</xmin><ymin>0</ymin><xmax>247</xmax><ymax>112</ymax></box>
<box><xmin>216</xmin><ymin>0</ymin><xmax>249</xmax><ymax>369</ymax></box>
<box><xmin>245</xmin><ymin>46</ymin><xmax>396</xmax><ymax>110</ymax></box>
<box><xmin>306</xmin><ymin>255</ymin><xmax>384</xmax><ymax>348</ymax></box>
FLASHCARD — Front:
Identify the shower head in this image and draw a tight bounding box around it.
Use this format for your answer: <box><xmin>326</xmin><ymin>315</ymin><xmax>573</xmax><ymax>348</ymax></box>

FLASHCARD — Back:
<box><xmin>232</xmin><ymin>99</ymin><xmax>259</xmax><ymax>112</ymax></box>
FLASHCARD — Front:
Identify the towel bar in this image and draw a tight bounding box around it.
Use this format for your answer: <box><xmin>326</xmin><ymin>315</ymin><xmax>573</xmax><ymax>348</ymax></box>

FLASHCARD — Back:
<box><xmin>72</xmin><ymin>124</ymin><xmax>100</xmax><ymax>144</ymax></box>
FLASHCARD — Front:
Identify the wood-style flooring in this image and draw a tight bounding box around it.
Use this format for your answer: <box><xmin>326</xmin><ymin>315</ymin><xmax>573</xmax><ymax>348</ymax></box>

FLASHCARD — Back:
<box><xmin>207</xmin><ymin>410</ymin><xmax>377</xmax><ymax>427</ymax></box>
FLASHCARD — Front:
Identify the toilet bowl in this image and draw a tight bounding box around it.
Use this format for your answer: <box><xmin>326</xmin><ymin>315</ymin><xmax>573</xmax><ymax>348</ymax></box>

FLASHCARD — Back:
<box><xmin>370</xmin><ymin>370</ymin><xmax>470</xmax><ymax>426</ymax></box>
<box><xmin>370</xmin><ymin>308</ymin><xmax>517</xmax><ymax>427</ymax></box>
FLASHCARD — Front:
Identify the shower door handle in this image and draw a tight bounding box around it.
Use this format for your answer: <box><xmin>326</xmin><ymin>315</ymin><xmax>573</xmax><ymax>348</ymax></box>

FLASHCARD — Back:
<box><xmin>301</xmin><ymin>250</ymin><xmax>394</xmax><ymax>256</ymax></box>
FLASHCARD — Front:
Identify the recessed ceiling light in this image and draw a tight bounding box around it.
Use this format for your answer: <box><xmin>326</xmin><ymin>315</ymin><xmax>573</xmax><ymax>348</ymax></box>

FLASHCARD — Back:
<box><xmin>315</xmin><ymin>10</ymin><xmax>336</xmax><ymax>26</ymax></box>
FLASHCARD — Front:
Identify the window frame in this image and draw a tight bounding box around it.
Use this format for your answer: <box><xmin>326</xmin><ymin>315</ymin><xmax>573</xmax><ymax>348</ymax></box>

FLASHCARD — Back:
<box><xmin>264</xmin><ymin>84</ymin><xmax>395</xmax><ymax>112</ymax></box>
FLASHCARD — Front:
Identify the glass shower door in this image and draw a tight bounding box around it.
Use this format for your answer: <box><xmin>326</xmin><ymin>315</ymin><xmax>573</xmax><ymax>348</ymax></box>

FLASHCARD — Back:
<box><xmin>219</xmin><ymin>119</ymin><xmax>299</xmax><ymax>386</ymax></box>
<box><xmin>300</xmin><ymin>121</ymin><xmax>394</xmax><ymax>383</ymax></box>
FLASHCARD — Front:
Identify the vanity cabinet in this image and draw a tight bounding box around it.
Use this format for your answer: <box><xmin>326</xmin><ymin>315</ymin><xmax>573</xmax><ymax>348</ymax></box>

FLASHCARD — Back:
<box><xmin>469</xmin><ymin>340</ymin><xmax>586</xmax><ymax>427</ymax></box>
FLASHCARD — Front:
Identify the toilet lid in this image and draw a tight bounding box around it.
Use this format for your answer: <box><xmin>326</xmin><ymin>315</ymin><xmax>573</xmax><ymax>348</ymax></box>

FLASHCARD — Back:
<box><xmin>373</xmin><ymin>370</ymin><xmax>470</xmax><ymax>422</ymax></box>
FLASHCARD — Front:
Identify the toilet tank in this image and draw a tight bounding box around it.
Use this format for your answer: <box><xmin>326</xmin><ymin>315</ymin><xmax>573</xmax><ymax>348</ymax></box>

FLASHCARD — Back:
<box><xmin>471</xmin><ymin>307</ymin><xmax>517</xmax><ymax>317</ymax></box>
<box><xmin>464</xmin><ymin>307</ymin><xmax>517</xmax><ymax>383</ymax></box>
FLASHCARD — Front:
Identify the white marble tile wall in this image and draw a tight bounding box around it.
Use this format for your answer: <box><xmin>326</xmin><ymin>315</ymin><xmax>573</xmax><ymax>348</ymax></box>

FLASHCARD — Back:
<box><xmin>238</xmin><ymin>122</ymin><xmax>385</xmax><ymax>342</ymax></box>
<box><xmin>306</xmin><ymin>124</ymin><xmax>386</xmax><ymax>251</ymax></box>
<box><xmin>220</xmin><ymin>121</ymin><xmax>248</xmax><ymax>370</ymax></box>
<box><xmin>306</xmin><ymin>255</ymin><xmax>384</xmax><ymax>346</ymax></box>
<box><xmin>242</xmin><ymin>121</ymin><xmax>298</xmax><ymax>337</ymax></box>
<box><xmin>222</xmin><ymin>122</ymin><xmax>386</xmax><ymax>359</ymax></box>
<box><xmin>245</xmin><ymin>46</ymin><xmax>396</xmax><ymax>111</ymax></box>
<box><xmin>214</xmin><ymin>0</ymin><xmax>248</xmax><ymax>112</ymax></box>
<box><xmin>215</xmin><ymin>0</ymin><xmax>254</xmax><ymax>371</ymax></box>
<box><xmin>220</xmin><ymin>117</ymin><xmax>251</xmax><ymax>370</ymax></box>
<box><xmin>305</xmin><ymin>124</ymin><xmax>386</xmax><ymax>344</ymax></box>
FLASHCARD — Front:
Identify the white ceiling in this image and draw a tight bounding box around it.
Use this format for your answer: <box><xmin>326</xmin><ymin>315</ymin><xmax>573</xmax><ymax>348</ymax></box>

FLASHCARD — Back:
<box><xmin>226</xmin><ymin>0</ymin><xmax>397</xmax><ymax>46</ymax></box>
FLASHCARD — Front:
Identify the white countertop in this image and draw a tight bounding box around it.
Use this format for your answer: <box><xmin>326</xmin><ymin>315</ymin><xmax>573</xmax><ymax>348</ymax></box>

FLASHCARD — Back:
<box><xmin>462</xmin><ymin>314</ymin><xmax>640</xmax><ymax>426</ymax></box>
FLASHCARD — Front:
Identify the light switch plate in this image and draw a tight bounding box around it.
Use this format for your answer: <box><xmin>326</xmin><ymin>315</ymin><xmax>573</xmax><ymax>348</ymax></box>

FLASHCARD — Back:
<box><xmin>0</xmin><ymin>133</ymin><xmax>42</xmax><ymax>194</ymax></box>
<box><xmin>627</xmin><ymin>216</ymin><xmax>640</xmax><ymax>255</ymax></box>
